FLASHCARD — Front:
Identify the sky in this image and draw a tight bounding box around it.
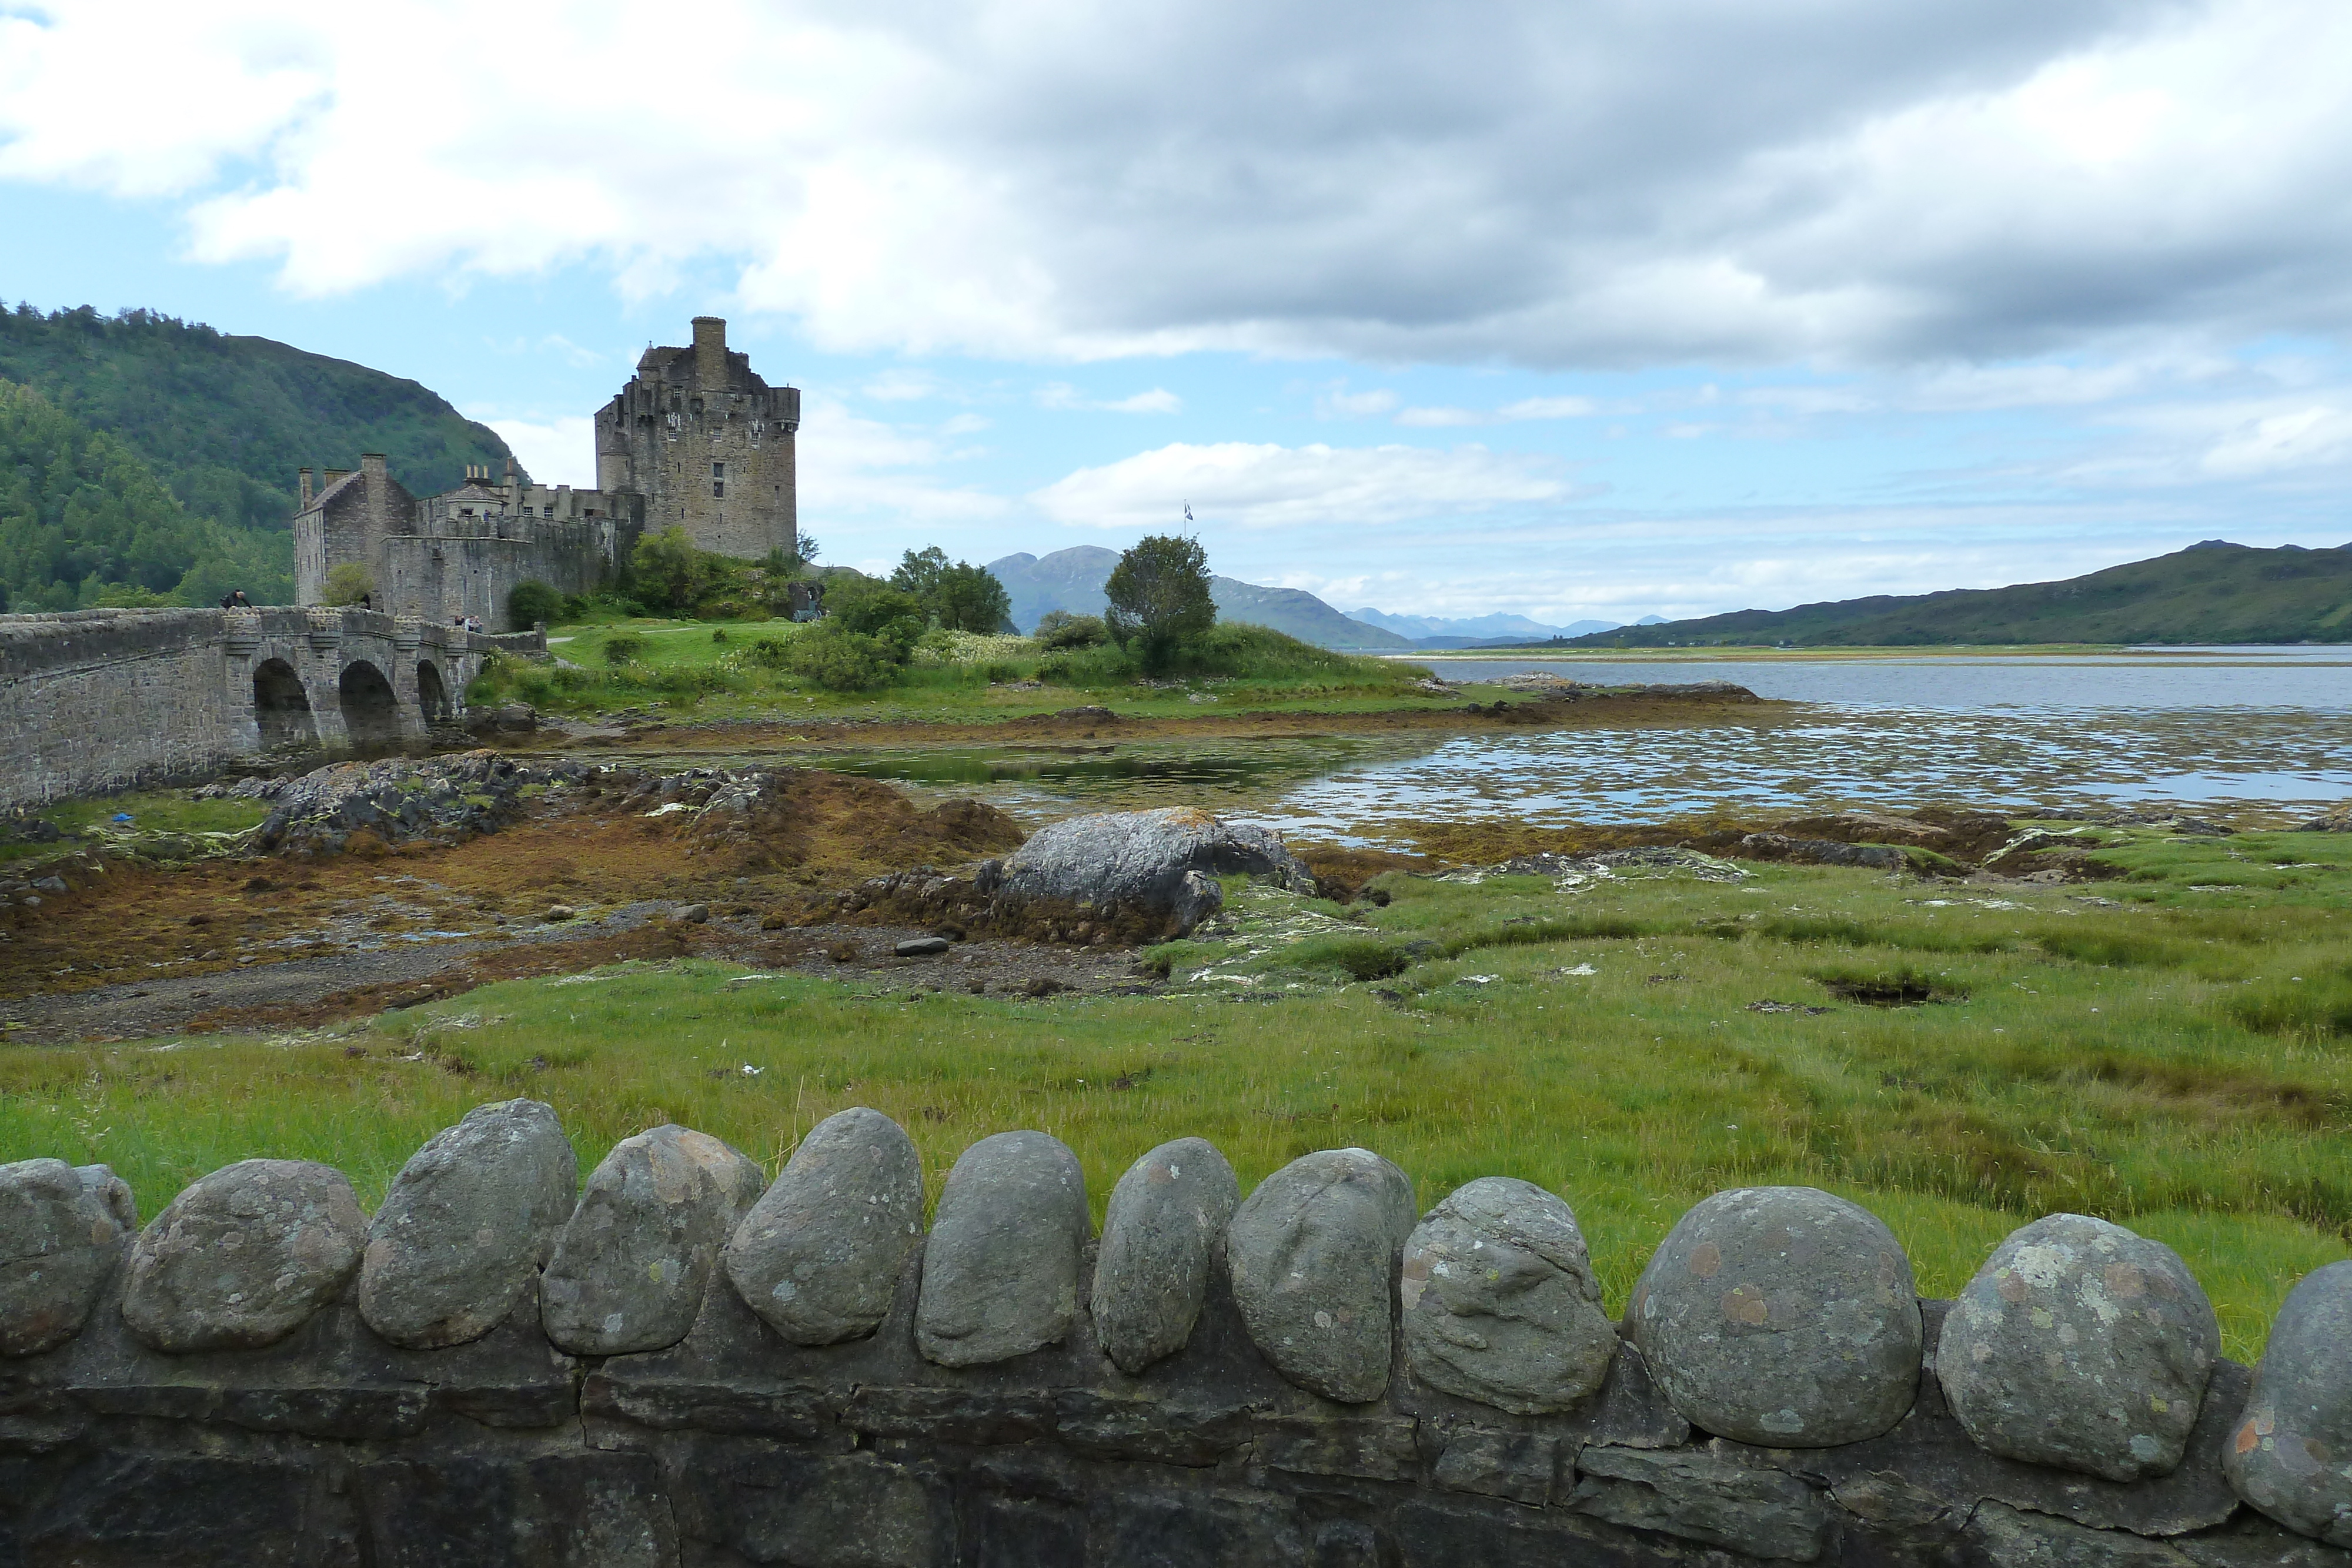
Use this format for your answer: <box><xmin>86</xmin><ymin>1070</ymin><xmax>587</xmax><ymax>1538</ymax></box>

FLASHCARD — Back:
<box><xmin>3</xmin><ymin>0</ymin><xmax>2350</xmax><ymax>626</ymax></box>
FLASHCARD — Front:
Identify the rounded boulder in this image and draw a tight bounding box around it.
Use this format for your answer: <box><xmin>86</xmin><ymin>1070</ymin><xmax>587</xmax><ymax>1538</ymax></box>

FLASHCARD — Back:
<box><xmin>2227</xmin><ymin>1261</ymin><xmax>2352</xmax><ymax>1546</ymax></box>
<box><xmin>541</xmin><ymin>1125</ymin><xmax>767</xmax><ymax>1357</ymax></box>
<box><xmin>725</xmin><ymin>1108</ymin><xmax>925</xmax><ymax>1345</ymax></box>
<box><xmin>915</xmin><ymin>1130</ymin><xmax>1090</xmax><ymax>1367</ymax></box>
<box><xmin>1939</xmin><ymin>1212</ymin><xmax>2219</xmax><ymax>1482</ymax></box>
<box><xmin>1</xmin><ymin>1159</ymin><xmax>136</xmax><ymax>1357</ymax></box>
<box><xmin>1226</xmin><ymin>1147</ymin><xmax>1417</xmax><ymax>1403</ymax></box>
<box><xmin>1091</xmin><ymin>1137</ymin><xmax>1240</xmax><ymax>1374</ymax></box>
<box><xmin>121</xmin><ymin>1159</ymin><xmax>365</xmax><ymax>1353</ymax></box>
<box><xmin>1401</xmin><ymin>1176</ymin><xmax>1618</xmax><ymax>1415</ymax></box>
<box><xmin>358</xmin><ymin>1099</ymin><xmax>577</xmax><ymax>1349</ymax></box>
<box><xmin>1630</xmin><ymin>1186</ymin><xmax>1921</xmax><ymax>1446</ymax></box>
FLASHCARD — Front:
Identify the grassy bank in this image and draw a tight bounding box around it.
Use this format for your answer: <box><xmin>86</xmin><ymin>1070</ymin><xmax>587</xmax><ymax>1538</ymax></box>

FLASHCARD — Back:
<box><xmin>5</xmin><ymin>823</ymin><xmax>2345</xmax><ymax>1359</ymax></box>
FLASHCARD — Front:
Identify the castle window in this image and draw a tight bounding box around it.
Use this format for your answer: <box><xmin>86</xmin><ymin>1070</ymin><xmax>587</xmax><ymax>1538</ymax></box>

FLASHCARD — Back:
<box><xmin>713</xmin><ymin>480</ymin><xmax>726</xmax><ymax>498</ymax></box>
<box><xmin>712</xmin><ymin>461</ymin><xmax>724</xmax><ymax>479</ymax></box>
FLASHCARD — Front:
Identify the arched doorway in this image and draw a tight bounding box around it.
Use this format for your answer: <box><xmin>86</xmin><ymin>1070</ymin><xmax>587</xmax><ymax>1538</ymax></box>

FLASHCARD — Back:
<box><xmin>417</xmin><ymin>660</ymin><xmax>450</xmax><ymax>726</ymax></box>
<box><xmin>339</xmin><ymin>660</ymin><xmax>402</xmax><ymax>749</ymax></box>
<box><xmin>252</xmin><ymin>658</ymin><xmax>317</xmax><ymax>747</ymax></box>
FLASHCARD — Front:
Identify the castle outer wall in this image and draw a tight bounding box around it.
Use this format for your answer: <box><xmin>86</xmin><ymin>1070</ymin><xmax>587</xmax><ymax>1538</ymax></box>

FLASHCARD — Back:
<box><xmin>596</xmin><ymin>316</ymin><xmax>799</xmax><ymax>560</ymax></box>
<box><xmin>0</xmin><ymin>607</ymin><xmax>536</xmax><ymax>808</ymax></box>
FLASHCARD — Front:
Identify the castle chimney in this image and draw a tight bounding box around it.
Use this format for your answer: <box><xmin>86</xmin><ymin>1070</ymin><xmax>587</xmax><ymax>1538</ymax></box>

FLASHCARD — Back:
<box><xmin>360</xmin><ymin>453</ymin><xmax>387</xmax><ymax>479</ymax></box>
<box><xmin>503</xmin><ymin>456</ymin><xmax>517</xmax><ymax>486</ymax></box>
<box><xmin>692</xmin><ymin>316</ymin><xmax>727</xmax><ymax>387</ymax></box>
<box><xmin>299</xmin><ymin>468</ymin><xmax>314</xmax><ymax>507</ymax></box>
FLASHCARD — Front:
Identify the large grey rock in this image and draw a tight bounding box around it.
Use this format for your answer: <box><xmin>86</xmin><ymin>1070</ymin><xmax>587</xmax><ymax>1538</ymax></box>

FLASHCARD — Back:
<box><xmin>1091</xmin><ymin>1137</ymin><xmax>1240</xmax><ymax>1373</ymax></box>
<box><xmin>915</xmin><ymin>1130</ymin><xmax>1090</xmax><ymax>1367</ymax></box>
<box><xmin>986</xmin><ymin>806</ymin><xmax>1315</xmax><ymax>941</ymax></box>
<box><xmin>1940</xmin><ymin>1212</ymin><xmax>2220</xmax><ymax>1482</ymax></box>
<box><xmin>542</xmin><ymin>1125</ymin><xmax>766</xmax><ymax>1356</ymax></box>
<box><xmin>358</xmin><ymin>1099</ymin><xmax>577</xmax><ymax>1350</ymax></box>
<box><xmin>0</xmin><ymin>1158</ymin><xmax>134</xmax><ymax>1356</ymax></box>
<box><xmin>1629</xmin><ymin>1185</ymin><xmax>1921</xmax><ymax>1446</ymax></box>
<box><xmin>1401</xmin><ymin>1176</ymin><xmax>1618</xmax><ymax>1414</ymax></box>
<box><xmin>1226</xmin><ymin>1146</ymin><xmax>1417</xmax><ymax>1403</ymax></box>
<box><xmin>724</xmin><ymin>1107</ymin><xmax>925</xmax><ymax>1345</ymax></box>
<box><xmin>2224</xmin><ymin>1260</ymin><xmax>2352</xmax><ymax>1545</ymax></box>
<box><xmin>121</xmin><ymin>1159</ymin><xmax>365</xmax><ymax>1352</ymax></box>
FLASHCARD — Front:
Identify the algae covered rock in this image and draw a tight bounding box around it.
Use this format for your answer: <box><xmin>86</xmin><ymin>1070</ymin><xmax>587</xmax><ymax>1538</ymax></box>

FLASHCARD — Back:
<box><xmin>1091</xmin><ymin>1137</ymin><xmax>1240</xmax><ymax>1374</ymax></box>
<box><xmin>1401</xmin><ymin>1176</ymin><xmax>1617</xmax><ymax>1415</ymax></box>
<box><xmin>916</xmin><ymin>1130</ymin><xmax>1090</xmax><ymax>1367</ymax></box>
<box><xmin>1226</xmin><ymin>1146</ymin><xmax>1417</xmax><ymax>1403</ymax></box>
<box><xmin>121</xmin><ymin>1159</ymin><xmax>365</xmax><ymax>1353</ymax></box>
<box><xmin>1939</xmin><ymin>1212</ymin><xmax>2219</xmax><ymax>1482</ymax></box>
<box><xmin>542</xmin><ymin>1125</ymin><xmax>766</xmax><ymax>1356</ymax></box>
<box><xmin>358</xmin><ymin>1099</ymin><xmax>577</xmax><ymax>1350</ymax></box>
<box><xmin>725</xmin><ymin>1107</ymin><xmax>925</xmax><ymax>1345</ymax></box>
<box><xmin>1630</xmin><ymin>1185</ymin><xmax>1921</xmax><ymax>1446</ymax></box>
<box><xmin>0</xmin><ymin>1158</ymin><xmax>135</xmax><ymax>1356</ymax></box>
<box><xmin>2224</xmin><ymin>1261</ymin><xmax>2352</xmax><ymax>1543</ymax></box>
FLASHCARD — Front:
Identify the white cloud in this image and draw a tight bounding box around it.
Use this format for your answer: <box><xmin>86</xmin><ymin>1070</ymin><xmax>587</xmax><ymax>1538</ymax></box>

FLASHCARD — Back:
<box><xmin>476</xmin><ymin>414</ymin><xmax>595</xmax><ymax>489</ymax></box>
<box><xmin>795</xmin><ymin>396</ymin><xmax>1012</xmax><ymax>525</ymax></box>
<box><xmin>1315</xmin><ymin>385</ymin><xmax>1400</xmax><ymax>419</ymax></box>
<box><xmin>1035</xmin><ymin>383</ymin><xmax>1182</xmax><ymax>413</ymax></box>
<box><xmin>1030</xmin><ymin>441</ymin><xmax>1572</xmax><ymax>530</ymax></box>
<box><xmin>1397</xmin><ymin>394</ymin><xmax>1600</xmax><ymax>426</ymax></box>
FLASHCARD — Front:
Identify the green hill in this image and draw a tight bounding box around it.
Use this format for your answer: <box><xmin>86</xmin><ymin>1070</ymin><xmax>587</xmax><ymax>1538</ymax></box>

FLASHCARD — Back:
<box><xmin>0</xmin><ymin>381</ymin><xmax>291</xmax><ymax>611</ymax></box>
<box><xmin>1559</xmin><ymin>542</ymin><xmax>2352</xmax><ymax>648</ymax></box>
<box><xmin>0</xmin><ymin>305</ymin><xmax>515</xmax><ymax>533</ymax></box>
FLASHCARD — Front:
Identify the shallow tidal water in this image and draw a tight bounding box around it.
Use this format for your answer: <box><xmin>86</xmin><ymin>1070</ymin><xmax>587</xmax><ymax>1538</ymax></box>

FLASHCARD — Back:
<box><xmin>624</xmin><ymin>648</ymin><xmax>2352</xmax><ymax>847</ymax></box>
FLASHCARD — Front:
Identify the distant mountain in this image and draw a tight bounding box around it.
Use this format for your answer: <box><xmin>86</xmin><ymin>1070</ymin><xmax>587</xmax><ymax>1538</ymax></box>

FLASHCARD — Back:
<box><xmin>1562</xmin><ymin>543</ymin><xmax>2352</xmax><ymax>647</ymax></box>
<box><xmin>1348</xmin><ymin>607</ymin><xmax>1612</xmax><ymax>640</ymax></box>
<box><xmin>985</xmin><ymin>547</ymin><xmax>1412</xmax><ymax>648</ymax></box>
<box><xmin>0</xmin><ymin>305</ymin><xmax>514</xmax><ymax>535</ymax></box>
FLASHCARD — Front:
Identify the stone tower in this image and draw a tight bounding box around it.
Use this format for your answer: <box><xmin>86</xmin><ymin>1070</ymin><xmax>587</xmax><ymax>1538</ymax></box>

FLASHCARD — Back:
<box><xmin>593</xmin><ymin>317</ymin><xmax>800</xmax><ymax>560</ymax></box>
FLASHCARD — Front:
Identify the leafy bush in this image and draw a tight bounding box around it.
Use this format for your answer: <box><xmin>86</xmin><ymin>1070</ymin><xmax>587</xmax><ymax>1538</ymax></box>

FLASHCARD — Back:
<box><xmin>630</xmin><ymin>526</ymin><xmax>705</xmax><ymax>611</ymax></box>
<box><xmin>1035</xmin><ymin>611</ymin><xmax>1109</xmax><ymax>650</ymax></box>
<box><xmin>786</xmin><ymin>623</ymin><xmax>900</xmax><ymax>691</ymax></box>
<box><xmin>323</xmin><ymin>561</ymin><xmax>375</xmax><ymax>606</ymax></box>
<box><xmin>746</xmin><ymin>636</ymin><xmax>796</xmax><ymax>668</ymax></box>
<box><xmin>602</xmin><ymin>632</ymin><xmax>647</xmax><ymax>666</ymax></box>
<box><xmin>507</xmin><ymin>579</ymin><xmax>566</xmax><ymax>627</ymax></box>
<box><xmin>824</xmin><ymin>578</ymin><xmax>926</xmax><ymax>655</ymax></box>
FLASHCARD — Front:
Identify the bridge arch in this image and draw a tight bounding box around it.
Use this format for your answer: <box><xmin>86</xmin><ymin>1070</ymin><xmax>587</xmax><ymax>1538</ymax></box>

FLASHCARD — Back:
<box><xmin>252</xmin><ymin>658</ymin><xmax>317</xmax><ymax>748</ymax></box>
<box><xmin>338</xmin><ymin>660</ymin><xmax>403</xmax><ymax>749</ymax></box>
<box><xmin>416</xmin><ymin>660</ymin><xmax>451</xmax><ymax>726</ymax></box>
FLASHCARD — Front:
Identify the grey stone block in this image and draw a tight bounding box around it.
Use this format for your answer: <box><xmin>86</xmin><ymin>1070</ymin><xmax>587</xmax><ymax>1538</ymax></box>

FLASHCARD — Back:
<box><xmin>1400</xmin><ymin>1176</ymin><xmax>1616</xmax><ymax>1415</ymax></box>
<box><xmin>358</xmin><ymin>1098</ymin><xmax>576</xmax><ymax>1350</ymax></box>
<box><xmin>915</xmin><ymin>1129</ymin><xmax>1090</xmax><ymax>1367</ymax></box>
<box><xmin>121</xmin><ymin>1159</ymin><xmax>365</xmax><ymax>1353</ymax></box>
<box><xmin>1</xmin><ymin>1158</ymin><xmax>132</xmax><ymax>1356</ymax></box>
<box><xmin>1091</xmin><ymin>1136</ymin><xmax>1239</xmax><ymax>1374</ymax></box>
<box><xmin>1226</xmin><ymin>1146</ymin><xmax>1416</xmax><ymax>1403</ymax></box>
<box><xmin>1630</xmin><ymin>1185</ymin><xmax>1921</xmax><ymax>1446</ymax></box>
<box><xmin>542</xmin><ymin>1125</ymin><xmax>765</xmax><ymax>1357</ymax></box>
<box><xmin>2224</xmin><ymin>1259</ymin><xmax>2352</xmax><ymax>1546</ymax></box>
<box><xmin>724</xmin><ymin>1106</ymin><xmax>924</xmax><ymax>1345</ymax></box>
<box><xmin>1571</xmin><ymin>1443</ymin><xmax>1830</xmax><ymax>1562</ymax></box>
<box><xmin>1940</xmin><ymin>1213</ymin><xmax>2220</xmax><ymax>1482</ymax></box>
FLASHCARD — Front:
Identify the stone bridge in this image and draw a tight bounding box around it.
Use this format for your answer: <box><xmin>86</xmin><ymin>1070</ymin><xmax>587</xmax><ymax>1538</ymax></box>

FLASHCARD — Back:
<box><xmin>0</xmin><ymin>606</ymin><xmax>542</xmax><ymax>810</ymax></box>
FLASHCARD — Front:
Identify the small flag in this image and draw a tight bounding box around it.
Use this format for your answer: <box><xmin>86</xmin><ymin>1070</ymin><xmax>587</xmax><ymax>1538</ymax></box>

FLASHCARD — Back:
<box><xmin>1183</xmin><ymin>502</ymin><xmax>1194</xmax><ymax>521</ymax></box>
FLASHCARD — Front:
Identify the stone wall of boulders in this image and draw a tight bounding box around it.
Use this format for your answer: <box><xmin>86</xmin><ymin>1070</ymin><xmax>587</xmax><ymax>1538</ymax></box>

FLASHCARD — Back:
<box><xmin>3</xmin><ymin>1108</ymin><xmax>2348</xmax><ymax>1567</ymax></box>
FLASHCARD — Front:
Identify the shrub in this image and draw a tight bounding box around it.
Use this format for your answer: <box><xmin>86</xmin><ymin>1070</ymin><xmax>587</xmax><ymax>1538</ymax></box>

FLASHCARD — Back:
<box><xmin>323</xmin><ymin>562</ymin><xmax>375</xmax><ymax>606</ymax></box>
<box><xmin>630</xmin><ymin>526</ymin><xmax>705</xmax><ymax>611</ymax></box>
<box><xmin>747</xmin><ymin>636</ymin><xmax>795</xmax><ymax>668</ymax></box>
<box><xmin>602</xmin><ymin>632</ymin><xmax>647</xmax><ymax>666</ymax></box>
<box><xmin>824</xmin><ymin>578</ymin><xmax>926</xmax><ymax>655</ymax></box>
<box><xmin>507</xmin><ymin>579</ymin><xmax>565</xmax><ymax>627</ymax></box>
<box><xmin>1035</xmin><ymin>611</ymin><xmax>1109</xmax><ymax>650</ymax></box>
<box><xmin>786</xmin><ymin>623</ymin><xmax>898</xmax><ymax>691</ymax></box>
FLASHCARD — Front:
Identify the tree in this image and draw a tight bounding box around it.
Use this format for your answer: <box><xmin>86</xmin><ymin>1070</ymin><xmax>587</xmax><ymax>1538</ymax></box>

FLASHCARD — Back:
<box><xmin>890</xmin><ymin>546</ymin><xmax>950</xmax><ymax>602</ymax></box>
<box><xmin>630</xmin><ymin>526</ymin><xmax>702</xmax><ymax>611</ymax></box>
<box><xmin>508</xmin><ymin>579</ymin><xmax>565</xmax><ymax>628</ymax></box>
<box><xmin>323</xmin><ymin>562</ymin><xmax>375</xmax><ymax>606</ymax></box>
<box><xmin>1104</xmin><ymin>533</ymin><xmax>1215</xmax><ymax>670</ymax></box>
<box><xmin>931</xmin><ymin>561</ymin><xmax>1012</xmax><ymax>633</ymax></box>
<box><xmin>823</xmin><ymin>576</ymin><xmax>927</xmax><ymax>656</ymax></box>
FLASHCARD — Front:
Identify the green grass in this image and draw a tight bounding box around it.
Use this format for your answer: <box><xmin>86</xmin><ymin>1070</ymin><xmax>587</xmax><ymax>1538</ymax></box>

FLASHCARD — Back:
<box><xmin>6</xmin><ymin>826</ymin><xmax>2347</xmax><ymax>1360</ymax></box>
<box><xmin>2</xmin><ymin>790</ymin><xmax>271</xmax><ymax>866</ymax></box>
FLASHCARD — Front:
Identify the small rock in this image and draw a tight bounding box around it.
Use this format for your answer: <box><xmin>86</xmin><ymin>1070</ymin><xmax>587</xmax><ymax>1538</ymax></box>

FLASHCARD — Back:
<box><xmin>1630</xmin><ymin>1186</ymin><xmax>1921</xmax><ymax>1446</ymax></box>
<box><xmin>2226</xmin><ymin>1261</ymin><xmax>2352</xmax><ymax>1546</ymax></box>
<box><xmin>894</xmin><ymin>936</ymin><xmax>951</xmax><ymax>957</ymax></box>
<box><xmin>121</xmin><ymin>1159</ymin><xmax>365</xmax><ymax>1353</ymax></box>
<box><xmin>541</xmin><ymin>1125</ymin><xmax>766</xmax><ymax>1356</ymax></box>
<box><xmin>1401</xmin><ymin>1176</ymin><xmax>1617</xmax><ymax>1415</ymax></box>
<box><xmin>0</xmin><ymin>1159</ymin><xmax>135</xmax><ymax>1356</ymax></box>
<box><xmin>724</xmin><ymin>1108</ymin><xmax>924</xmax><ymax>1345</ymax></box>
<box><xmin>676</xmin><ymin>903</ymin><xmax>710</xmax><ymax>923</ymax></box>
<box><xmin>34</xmin><ymin>877</ymin><xmax>67</xmax><ymax>894</ymax></box>
<box><xmin>1939</xmin><ymin>1212</ymin><xmax>2220</xmax><ymax>1482</ymax></box>
<box><xmin>1091</xmin><ymin>1137</ymin><xmax>1240</xmax><ymax>1374</ymax></box>
<box><xmin>1226</xmin><ymin>1147</ymin><xmax>1417</xmax><ymax>1403</ymax></box>
<box><xmin>357</xmin><ymin>1099</ymin><xmax>577</xmax><ymax>1350</ymax></box>
<box><xmin>544</xmin><ymin>904</ymin><xmax>577</xmax><ymax>921</ymax></box>
<box><xmin>915</xmin><ymin>1130</ymin><xmax>1090</xmax><ymax>1367</ymax></box>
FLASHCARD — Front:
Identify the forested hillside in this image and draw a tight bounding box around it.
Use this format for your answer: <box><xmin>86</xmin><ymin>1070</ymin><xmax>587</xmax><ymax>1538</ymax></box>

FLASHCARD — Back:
<box><xmin>0</xmin><ymin>382</ymin><xmax>291</xmax><ymax>611</ymax></box>
<box><xmin>0</xmin><ymin>306</ymin><xmax>514</xmax><ymax>531</ymax></box>
<box><xmin>1562</xmin><ymin>542</ymin><xmax>2352</xmax><ymax>647</ymax></box>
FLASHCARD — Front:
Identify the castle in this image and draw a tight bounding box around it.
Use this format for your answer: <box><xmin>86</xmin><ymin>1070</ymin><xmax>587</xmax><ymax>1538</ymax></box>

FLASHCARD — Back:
<box><xmin>293</xmin><ymin>317</ymin><xmax>800</xmax><ymax>630</ymax></box>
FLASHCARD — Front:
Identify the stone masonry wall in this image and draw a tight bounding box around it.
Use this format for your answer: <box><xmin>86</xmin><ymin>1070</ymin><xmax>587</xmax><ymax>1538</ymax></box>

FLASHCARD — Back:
<box><xmin>0</xmin><ymin>608</ymin><xmax>536</xmax><ymax>808</ymax></box>
<box><xmin>3</xmin><ymin>1105</ymin><xmax>2345</xmax><ymax>1567</ymax></box>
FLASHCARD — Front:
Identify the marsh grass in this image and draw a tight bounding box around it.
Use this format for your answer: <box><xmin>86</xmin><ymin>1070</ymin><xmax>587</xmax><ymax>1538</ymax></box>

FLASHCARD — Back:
<box><xmin>5</xmin><ymin>828</ymin><xmax>2347</xmax><ymax>1359</ymax></box>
